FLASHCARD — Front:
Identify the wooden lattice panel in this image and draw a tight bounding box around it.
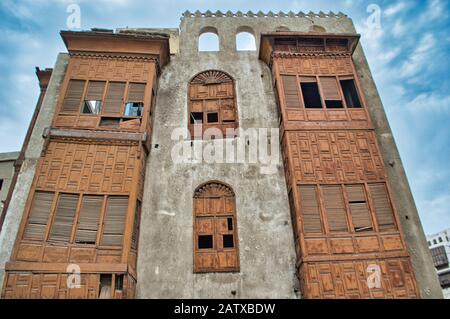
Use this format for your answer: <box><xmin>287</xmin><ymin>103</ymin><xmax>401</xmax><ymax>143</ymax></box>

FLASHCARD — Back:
<box><xmin>1</xmin><ymin>272</ymin><xmax>135</xmax><ymax>299</ymax></box>
<box><xmin>299</xmin><ymin>258</ymin><xmax>419</xmax><ymax>299</ymax></box>
<box><xmin>284</xmin><ymin>131</ymin><xmax>385</xmax><ymax>184</ymax></box>
<box><xmin>275</xmin><ymin>57</ymin><xmax>354</xmax><ymax>76</ymax></box>
<box><xmin>69</xmin><ymin>57</ymin><xmax>152</xmax><ymax>83</ymax></box>
<box><xmin>36</xmin><ymin>141</ymin><xmax>139</xmax><ymax>194</ymax></box>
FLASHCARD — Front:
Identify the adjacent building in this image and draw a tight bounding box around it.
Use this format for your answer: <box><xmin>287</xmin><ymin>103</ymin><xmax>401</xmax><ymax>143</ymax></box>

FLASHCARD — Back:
<box><xmin>0</xmin><ymin>11</ymin><xmax>442</xmax><ymax>299</ymax></box>
<box><xmin>0</xmin><ymin>152</ymin><xmax>19</xmax><ymax>212</ymax></box>
<box><xmin>427</xmin><ymin>229</ymin><xmax>450</xmax><ymax>299</ymax></box>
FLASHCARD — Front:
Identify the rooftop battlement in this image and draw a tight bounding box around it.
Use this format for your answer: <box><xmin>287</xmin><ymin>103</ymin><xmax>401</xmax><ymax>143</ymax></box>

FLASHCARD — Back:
<box><xmin>181</xmin><ymin>10</ymin><xmax>348</xmax><ymax>19</ymax></box>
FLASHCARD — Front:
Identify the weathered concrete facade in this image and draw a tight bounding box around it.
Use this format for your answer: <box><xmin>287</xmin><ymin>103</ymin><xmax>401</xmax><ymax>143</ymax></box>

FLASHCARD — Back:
<box><xmin>0</xmin><ymin>11</ymin><xmax>442</xmax><ymax>298</ymax></box>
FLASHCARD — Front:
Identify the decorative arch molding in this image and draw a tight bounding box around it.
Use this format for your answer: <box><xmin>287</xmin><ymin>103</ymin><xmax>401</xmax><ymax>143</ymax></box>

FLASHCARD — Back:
<box><xmin>191</xmin><ymin>70</ymin><xmax>233</xmax><ymax>85</ymax></box>
<box><xmin>194</xmin><ymin>180</ymin><xmax>235</xmax><ymax>198</ymax></box>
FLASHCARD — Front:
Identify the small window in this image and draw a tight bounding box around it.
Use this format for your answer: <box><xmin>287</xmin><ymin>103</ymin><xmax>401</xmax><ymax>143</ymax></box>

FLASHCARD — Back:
<box><xmin>340</xmin><ymin>79</ymin><xmax>362</xmax><ymax>108</ymax></box>
<box><xmin>198</xmin><ymin>235</ymin><xmax>213</xmax><ymax>249</ymax></box>
<box><xmin>207</xmin><ymin>112</ymin><xmax>219</xmax><ymax>123</ymax></box>
<box><xmin>433</xmin><ymin>239</ymin><xmax>437</xmax><ymax>245</ymax></box>
<box><xmin>439</xmin><ymin>237</ymin><xmax>443</xmax><ymax>243</ymax></box>
<box><xmin>223</xmin><ymin>234</ymin><xmax>234</xmax><ymax>248</ymax></box>
<box><xmin>0</xmin><ymin>179</ymin><xmax>3</xmax><ymax>191</ymax></box>
<box><xmin>82</xmin><ymin>100</ymin><xmax>102</xmax><ymax>114</ymax></box>
<box><xmin>99</xmin><ymin>274</ymin><xmax>112</xmax><ymax>299</ymax></box>
<box><xmin>301</xmin><ymin>82</ymin><xmax>322</xmax><ymax>108</ymax></box>
<box><xmin>199</xmin><ymin>32</ymin><xmax>219</xmax><ymax>52</ymax></box>
<box><xmin>236</xmin><ymin>31</ymin><xmax>256</xmax><ymax>51</ymax></box>
<box><xmin>227</xmin><ymin>217</ymin><xmax>233</xmax><ymax>231</ymax></box>
<box><xmin>190</xmin><ymin>112</ymin><xmax>203</xmax><ymax>124</ymax></box>
<box><xmin>115</xmin><ymin>274</ymin><xmax>124</xmax><ymax>291</ymax></box>
<box><xmin>100</xmin><ymin>117</ymin><xmax>120</xmax><ymax>128</ymax></box>
<box><xmin>124</xmin><ymin>102</ymin><xmax>143</xmax><ymax>117</ymax></box>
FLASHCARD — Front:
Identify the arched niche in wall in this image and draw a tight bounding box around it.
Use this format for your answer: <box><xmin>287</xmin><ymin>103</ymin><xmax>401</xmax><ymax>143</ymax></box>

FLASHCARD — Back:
<box><xmin>309</xmin><ymin>25</ymin><xmax>326</xmax><ymax>33</ymax></box>
<box><xmin>275</xmin><ymin>26</ymin><xmax>290</xmax><ymax>32</ymax></box>
<box><xmin>198</xmin><ymin>26</ymin><xmax>220</xmax><ymax>52</ymax></box>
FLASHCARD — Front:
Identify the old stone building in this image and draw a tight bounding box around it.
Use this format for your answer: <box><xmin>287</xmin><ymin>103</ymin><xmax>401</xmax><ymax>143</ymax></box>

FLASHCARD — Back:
<box><xmin>0</xmin><ymin>11</ymin><xmax>442</xmax><ymax>299</ymax></box>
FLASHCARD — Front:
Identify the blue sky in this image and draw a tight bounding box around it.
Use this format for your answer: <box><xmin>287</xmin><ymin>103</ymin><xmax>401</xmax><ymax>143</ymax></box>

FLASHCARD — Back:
<box><xmin>0</xmin><ymin>0</ymin><xmax>449</xmax><ymax>235</ymax></box>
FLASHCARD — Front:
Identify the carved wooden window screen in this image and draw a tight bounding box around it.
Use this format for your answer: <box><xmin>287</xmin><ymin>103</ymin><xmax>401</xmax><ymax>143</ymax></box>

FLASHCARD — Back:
<box><xmin>59</xmin><ymin>79</ymin><xmax>146</xmax><ymax>130</ymax></box>
<box><xmin>188</xmin><ymin>70</ymin><xmax>238</xmax><ymax>139</ymax></box>
<box><xmin>298</xmin><ymin>183</ymin><xmax>397</xmax><ymax>235</ymax></box>
<box><xmin>193</xmin><ymin>182</ymin><xmax>239</xmax><ymax>273</ymax></box>
<box><xmin>22</xmin><ymin>192</ymin><xmax>130</xmax><ymax>247</ymax></box>
<box><xmin>281</xmin><ymin>75</ymin><xmax>363</xmax><ymax>109</ymax></box>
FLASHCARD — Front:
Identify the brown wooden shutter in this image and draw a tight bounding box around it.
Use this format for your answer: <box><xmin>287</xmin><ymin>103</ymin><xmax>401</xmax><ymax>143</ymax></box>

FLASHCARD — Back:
<box><xmin>282</xmin><ymin>75</ymin><xmax>301</xmax><ymax>108</ymax></box>
<box><xmin>103</xmin><ymin>82</ymin><xmax>126</xmax><ymax>114</ymax></box>
<box><xmin>85</xmin><ymin>81</ymin><xmax>106</xmax><ymax>100</ymax></box>
<box><xmin>75</xmin><ymin>195</ymin><xmax>103</xmax><ymax>244</ymax></box>
<box><xmin>48</xmin><ymin>194</ymin><xmax>79</xmax><ymax>243</ymax></box>
<box><xmin>61</xmin><ymin>80</ymin><xmax>85</xmax><ymax>113</ymax></box>
<box><xmin>298</xmin><ymin>185</ymin><xmax>323</xmax><ymax>234</ymax></box>
<box><xmin>369</xmin><ymin>183</ymin><xmax>397</xmax><ymax>231</ymax></box>
<box><xmin>322</xmin><ymin>185</ymin><xmax>349</xmax><ymax>232</ymax></box>
<box><xmin>23</xmin><ymin>191</ymin><xmax>54</xmax><ymax>241</ymax></box>
<box><xmin>346</xmin><ymin>185</ymin><xmax>372</xmax><ymax>231</ymax></box>
<box><xmin>101</xmin><ymin>196</ymin><xmax>128</xmax><ymax>246</ymax></box>
<box><xmin>127</xmin><ymin>83</ymin><xmax>146</xmax><ymax>102</ymax></box>
<box><xmin>131</xmin><ymin>201</ymin><xmax>141</xmax><ymax>250</ymax></box>
<box><xmin>320</xmin><ymin>77</ymin><xmax>341</xmax><ymax>101</ymax></box>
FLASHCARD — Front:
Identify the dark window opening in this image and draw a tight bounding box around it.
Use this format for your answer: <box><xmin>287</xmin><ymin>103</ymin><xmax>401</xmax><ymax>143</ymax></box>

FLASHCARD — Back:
<box><xmin>439</xmin><ymin>237</ymin><xmax>443</xmax><ymax>243</ymax></box>
<box><xmin>207</xmin><ymin>112</ymin><xmax>219</xmax><ymax>123</ymax></box>
<box><xmin>100</xmin><ymin>118</ymin><xmax>120</xmax><ymax>128</ymax></box>
<box><xmin>198</xmin><ymin>235</ymin><xmax>213</xmax><ymax>249</ymax></box>
<box><xmin>99</xmin><ymin>274</ymin><xmax>112</xmax><ymax>299</ymax></box>
<box><xmin>301</xmin><ymin>82</ymin><xmax>322</xmax><ymax>108</ymax></box>
<box><xmin>433</xmin><ymin>239</ymin><xmax>437</xmax><ymax>245</ymax></box>
<box><xmin>223</xmin><ymin>119</ymin><xmax>235</xmax><ymax>123</ymax></box>
<box><xmin>0</xmin><ymin>179</ymin><xmax>3</xmax><ymax>191</ymax></box>
<box><xmin>223</xmin><ymin>234</ymin><xmax>234</xmax><ymax>248</ymax></box>
<box><xmin>124</xmin><ymin>102</ymin><xmax>143</xmax><ymax>117</ymax></box>
<box><xmin>115</xmin><ymin>274</ymin><xmax>124</xmax><ymax>291</ymax></box>
<box><xmin>190</xmin><ymin>112</ymin><xmax>203</xmax><ymax>124</ymax></box>
<box><xmin>227</xmin><ymin>218</ymin><xmax>233</xmax><ymax>231</ymax></box>
<box><xmin>340</xmin><ymin>79</ymin><xmax>362</xmax><ymax>108</ymax></box>
<box><xmin>325</xmin><ymin>100</ymin><xmax>343</xmax><ymax>108</ymax></box>
<box><xmin>82</xmin><ymin>100</ymin><xmax>102</xmax><ymax>114</ymax></box>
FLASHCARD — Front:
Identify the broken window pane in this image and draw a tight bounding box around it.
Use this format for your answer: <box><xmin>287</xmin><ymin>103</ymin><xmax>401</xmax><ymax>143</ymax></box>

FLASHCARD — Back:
<box><xmin>190</xmin><ymin>112</ymin><xmax>203</xmax><ymax>124</ymax></box>
<box><xmin>340</xmin><ymin>79</ymin><xmax>362</xmax><ymax>108</ymax></box>
<box><xmin>198</xmin><ymin>235</ymin><xmax>213</xmax><ymax>249</ymax></box>
<box><xmin>301</xmin><ymin>82</ymin><xmax>322</xmax><ymax>108</ymax></box>
<box><xmin>82</xmin><ymin>100</ymin><xmax>102</xmax><ymax>114</ymax></box>
<box><xmin>124</xmin><ymin>102</ymin><xmax>143</xmax><ymax>117</ymax></box>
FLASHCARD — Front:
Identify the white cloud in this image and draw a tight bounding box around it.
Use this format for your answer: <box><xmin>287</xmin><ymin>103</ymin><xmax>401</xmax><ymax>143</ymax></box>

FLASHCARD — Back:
<box><xmin>419</xmin><ymin>0</ymin><xmax>448</xmax><ymax>24</ymax></box>
<box><xmin>391</xmin><ymin>19</ymin><xmax>406</xmax><ymax>37</ymax></box>
<box><xmin>384</xmin><ymin>2</ymin><xmax>408</xmax><ymax>17</ymax></box>
<box><xmin>400</xmin><ymin>33</ymin><xmax>436</xmax><ymax>78</ymax></box>
<box><xmin>406</xmin><ymin>92</ymin><xmax>450</xmax><ymax>113</ymax></box>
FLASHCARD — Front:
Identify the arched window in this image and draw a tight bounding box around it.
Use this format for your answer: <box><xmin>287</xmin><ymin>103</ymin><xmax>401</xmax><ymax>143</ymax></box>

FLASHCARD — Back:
<box><xmin>189</xmin><ymin>70</ymin><xmax>238</xmax><ymax>139</ymax></box>
<box><xmin>193</xmin><ymin>181</ymin><xmax>239</xmax><ymax>273</ymax></box>
<box><xmin>198</xmin><ymin>27</ymin><xmax>219</xmax><ymax>51</ymax></box>
<box><xmin>236</xmin><ymin>29</ymin><xmax>256</xmax><ymax>51</ymax></box>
